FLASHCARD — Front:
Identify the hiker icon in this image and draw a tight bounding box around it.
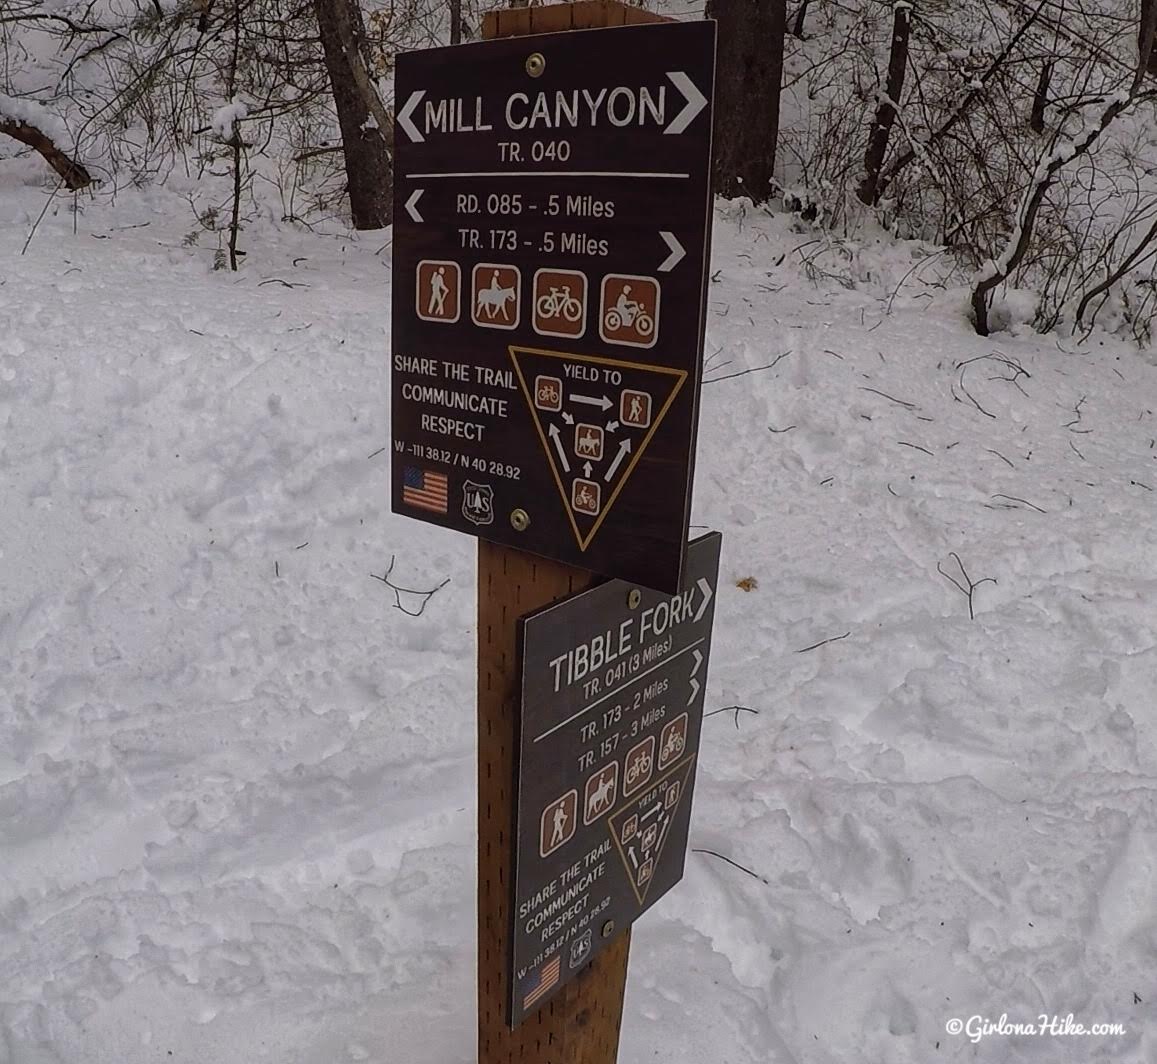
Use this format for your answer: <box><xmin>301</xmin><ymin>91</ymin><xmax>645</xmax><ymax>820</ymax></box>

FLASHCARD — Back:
<box><xmin>429</xmin><ymin>268</ymin><xmax>449</xmax><ymax>315</ymax></box>
<box><xmin>416</xmin><ymin>260</ymin><xmax>461</xmax><ymax>323</ymax></box>
<box><xmin>472</xmin><ymin>264</ymin><xmax>520</xmax><ymax>330</ymax></box>
<box><xmin>540</xmin><ymin>790</ymin><xmax>577</xmax><ymax>857</ymax></box>
<box><xmin>620</xmin><ymin>389</ymin><xmax>652</xmax><ymax>429</ymax></box>
<box><xmin>550</xmin><ymin>806</ymin><xmax>568</xmax><ymax>845</ymax></box>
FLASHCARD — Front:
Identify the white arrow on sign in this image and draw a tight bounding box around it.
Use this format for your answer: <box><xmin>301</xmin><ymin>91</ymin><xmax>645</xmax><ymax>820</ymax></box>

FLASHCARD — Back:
<box><xmin>562</xmin><ymin>411</ymin><xmax>574</xmax><ymax>425</ymax></box>
<box><xmin>691</xmin><ymin>648</ymin><xmax>703</xmax><ymax>678</ymax></box>
<box><xmin>583</xmin><ymin>460</ymin><xmax>593</xmax><ymax>479</ymax></box>
<box><xmin>397</xmin><ymin>90</ymin><xmax>426</xmax><ymax>143</ymax></box>
<box><xmin>548</xmin><ymin>423</ymin><xmax>571</xmax><ymax>474</ymax></box>
<box><xmin>665</xmin><ymin>71</ymin><xmax>708</xmax><ymax>135</ymax></box>
<box><xmin>604</xmin><ymin>438</ymin><xmax>631</xmax><ymax>482</ymax></box>
<box><xmin>659</xmin><ymin>231</ymin><xmax>685</xmax><ymax>272</ymax></box>
<box><xmin>687</xmin><ymin>677</ymin><xmax>700</xmax><ymax>705</ymax></box>
<box><xmin>405</xmin><ymin>188</ymin><xmax>425</xmax><ymax>223</ymax></box>
<box><xmin>571</xmin><ymin>393</ymin><xmax>612</xmax><ymax>411</ymax></box>
<box><xmin>606</xmin><ymin>420</ymin><xmax>619</xmax><ymax>433</ymax></box>
<box><xmin>693</xmin><ymin>577</ymin><xmax>714</xmax><ymax>623</ymax></box>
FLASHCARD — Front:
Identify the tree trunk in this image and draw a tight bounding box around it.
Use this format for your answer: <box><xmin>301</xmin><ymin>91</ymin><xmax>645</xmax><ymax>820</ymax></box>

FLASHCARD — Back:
<box><xmin>791</xmin><ymin>0</ymin><xmax>809</xmax><ymax>39</ymax></box>
<box><xmin>450</xmin><ymin>0</ymin><xmax>462</xmax><ymax>43</ymax></box>
<box><xmin>313</xmin><ymin>0</ymin><xmax>392</xmax><ymax>228</ymax></box>
<box><xmin>1029</xmin><ymin>61</ymin><xmax>1051</xmax><ymax>132</ymax></box>
<box><xmin>857</xmin><ymin>1</ymin><xmax>911</xmax><ymax>205</ymax></box>
<box><xmin>0</xmin><ymin>119</ymin><xmax>91</xmax><ymax>190</ymax></box>
<box><xmin>705</xmin><ymin>0</ymin><xmax>786</xmax><ymax>202</ymax></box>
<box><xmin>875</xmin><ymin>0</ymin><xmax>1045</xmax><ymax>202</ymax></box>
<box><xmin>1143</xmin><ymin>0</ymin><xmax>1157</xmax><ymax>76</ymax></box>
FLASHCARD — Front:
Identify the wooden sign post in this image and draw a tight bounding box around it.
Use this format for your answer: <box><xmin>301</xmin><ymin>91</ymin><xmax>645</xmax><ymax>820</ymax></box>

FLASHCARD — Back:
<box><xmin>389</xmin><ymin>2</ymin><xmax>715</xmax><ymax>1059</ymax></box>
<box><xmin>475</xmin><ymin>7</ymin><xmax>674</xmax><ymax>1061</ymax></box>
<box><xmin>476</xmin><ymin>8</ymin><xmax>669</xmax><ymax>1062</ymax></box>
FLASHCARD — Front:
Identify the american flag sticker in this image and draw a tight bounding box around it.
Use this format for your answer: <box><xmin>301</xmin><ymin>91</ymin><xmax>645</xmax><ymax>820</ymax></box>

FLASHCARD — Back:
<box><xmin>521</xmin><ymin>954</ymin><xmax>561</xmax><ymax>1012</ymax></box>
<box><xmin>402</xmin><ymin>466</ymin><xmax>449</xmax><ymax>514</ymax></box>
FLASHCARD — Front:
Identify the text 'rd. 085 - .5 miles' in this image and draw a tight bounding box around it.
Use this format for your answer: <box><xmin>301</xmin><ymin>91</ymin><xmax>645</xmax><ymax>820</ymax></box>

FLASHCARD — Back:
<box><xmin>391</xmin><ymin>20</ymin><xmax>716</xmax><ymax>591</ymax></box>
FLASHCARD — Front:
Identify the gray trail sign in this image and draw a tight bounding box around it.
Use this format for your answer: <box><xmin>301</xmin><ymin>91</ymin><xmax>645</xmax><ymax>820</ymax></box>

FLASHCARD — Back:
<box><xmin>509</xmin><ymin>531</ymin><xmax>721</xmax><ymax>1025</ymax></box>
<box><xmin>391</xmin><ymin>20</ymin><xmax>716</xmax><ymax>592</ymax></box>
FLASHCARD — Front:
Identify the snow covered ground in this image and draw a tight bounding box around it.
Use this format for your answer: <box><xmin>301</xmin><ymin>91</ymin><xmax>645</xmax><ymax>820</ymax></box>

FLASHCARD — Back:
<box><xmin>1</xmin><ymin>166</ymin><xmax>1155</xmax><ymax>1063</ymax></box>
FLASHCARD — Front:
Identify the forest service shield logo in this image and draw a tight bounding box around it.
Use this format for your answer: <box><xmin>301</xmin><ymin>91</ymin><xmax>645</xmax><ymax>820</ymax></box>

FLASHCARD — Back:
<box><xmin>569</xmin><ymin>929</ymin><xmax>593</xmax><ymax>969</ymax></box>
<box><xmin>462</xmin><ymin>480</ymin><xmax>494</xmax><ymax>525</ymax></box>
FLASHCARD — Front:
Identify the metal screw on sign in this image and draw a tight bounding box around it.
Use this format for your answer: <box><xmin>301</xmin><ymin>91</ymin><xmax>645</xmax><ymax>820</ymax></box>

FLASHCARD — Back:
<box><xmin>601</xmin><ymin>920</ymin><xmax>615</xmax><ymax>939</ymax></box>
<box><xmin>525</xmin><ymin>52</ymin><xmax>546</xmax><ymax>77</ymax></box>
<box><xmin>627</xmin><ymin>589</ymin><xmax>642</xmax><ymax>609</ymax></box>
<box><xmin>510</xmin><ymin>508</ymin><xmax>531</xmax><ymax>532</ymax></box>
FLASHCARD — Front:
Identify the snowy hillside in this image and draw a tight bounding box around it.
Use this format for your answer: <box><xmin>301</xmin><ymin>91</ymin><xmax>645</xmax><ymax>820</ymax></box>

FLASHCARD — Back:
<box><xmin>1</xmin><ymin>175</ymin><xmax>1155</xmax><ymax>1063</ymax></box>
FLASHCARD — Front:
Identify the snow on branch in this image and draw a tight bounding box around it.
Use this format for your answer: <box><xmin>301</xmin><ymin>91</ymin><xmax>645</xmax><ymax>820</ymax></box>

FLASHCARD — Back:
<box><xmin>211</xmin><ymin>98</ymin><xmax>248</xmax><ymax>141</ymax></box>
<box><xmin>0</xmin><ymin>93</ymin><xmax>70</xmax><ymax>146</ymax></box>
<box><xmin>969</xmin><ymin>87</ymin><xmax>1150</xmax><ymax>335</ymax></box>
<box><xmin>874</xmin><ymin>0</ymin><xmax>1049</xmax><ymax>205</ymax></box>
<box><xmin>0</xmin><ymin>93</ymin><xmax>92</xmax><ymax>189</ymax></box>
<box><xmin>967</xmin><ymin>0</ymin><xmax>1157</xmax><ymax>335</ymax></box>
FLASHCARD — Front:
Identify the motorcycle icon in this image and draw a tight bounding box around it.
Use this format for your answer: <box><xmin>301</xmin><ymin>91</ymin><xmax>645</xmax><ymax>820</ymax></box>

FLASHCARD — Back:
<box><xmin>603</xmin><ymin>283</ymin><xmax>654</xmax><ymax>337</ymax></box>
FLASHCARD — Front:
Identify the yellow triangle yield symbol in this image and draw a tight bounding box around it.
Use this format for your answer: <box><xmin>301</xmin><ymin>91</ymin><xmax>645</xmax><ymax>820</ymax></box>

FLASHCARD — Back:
<box><xmin>509</xmin><ymin>346</ymin><xmax>686</xmax><ymax>553</ymax></box>
<box><xmin>607</xmin><ymin>756</ymin><xmax>693</xmax><ymax>906</ymax></box>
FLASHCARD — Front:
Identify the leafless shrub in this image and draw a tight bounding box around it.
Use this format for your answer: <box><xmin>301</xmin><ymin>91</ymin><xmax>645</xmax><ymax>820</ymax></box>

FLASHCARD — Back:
<box><xmin>0</xmin><ymin>0</ymin><xmax>487</xmax><ymax>235</ymax></box>
<box><xmin>779</xmin><ymin>0</ymin><xmax>1157</xmax><ymax>344</ymax></box>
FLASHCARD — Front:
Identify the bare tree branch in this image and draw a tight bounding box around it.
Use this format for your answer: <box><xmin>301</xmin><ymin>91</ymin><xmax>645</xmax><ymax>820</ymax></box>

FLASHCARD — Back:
<box><xmin>0</xmin><ymin>117</ymin><xmax>92</xmax><ymax>189</ymax></box>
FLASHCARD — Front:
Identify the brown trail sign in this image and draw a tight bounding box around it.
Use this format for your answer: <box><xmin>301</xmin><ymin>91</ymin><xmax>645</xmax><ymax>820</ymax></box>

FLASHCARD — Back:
<box><xmin>391</xmin><ymin>11</ymin><xmax>716</xmax><ymax>593</ymax></box>
<box><xmin>510</xmin><ymin>532</ymin><xmax>722</xmax><ymax>1026</ymax></box>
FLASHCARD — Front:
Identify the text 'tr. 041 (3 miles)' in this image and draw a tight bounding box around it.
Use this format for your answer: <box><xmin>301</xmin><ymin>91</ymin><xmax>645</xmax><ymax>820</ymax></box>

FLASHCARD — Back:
<box><xmin>510</xmin><ymin>532</ymin><xmax>722</xmax><ymax>1025</ymax></box>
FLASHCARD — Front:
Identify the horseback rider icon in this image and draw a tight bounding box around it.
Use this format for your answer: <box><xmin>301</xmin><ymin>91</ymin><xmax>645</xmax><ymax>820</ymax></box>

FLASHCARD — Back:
<box><xmin>472</xmin><ymin>264</ymin><xmax>520</xmax><ymax>329</ymax></box>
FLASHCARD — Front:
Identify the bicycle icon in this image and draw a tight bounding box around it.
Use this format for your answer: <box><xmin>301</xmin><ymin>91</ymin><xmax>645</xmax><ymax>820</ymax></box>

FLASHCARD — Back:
<box><xmin>626</xmin><ymin>753</ymin><xmax>651</xmax><ymax>786</ymax></box>
<box><xmin>623</xmin><ymin>736</ymin><xmax>655</xmax><ymax>796</ymax></box>
<box><xmin>533</xmin><ymin>269</ymin><xmax>587</xmax><ymax>338</ymax></box>
<box><xmin>534</xmin><ymin>374</ymin><xmax>563</xmax><ymax>413</ymax></box>
<box><xmin>537</xmin><ymin>285</ymin><xmax>583</xmax><ymax>323</ymax></box>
